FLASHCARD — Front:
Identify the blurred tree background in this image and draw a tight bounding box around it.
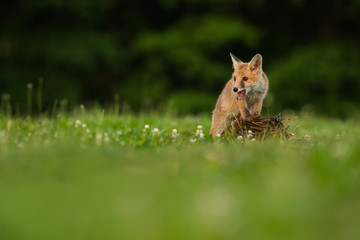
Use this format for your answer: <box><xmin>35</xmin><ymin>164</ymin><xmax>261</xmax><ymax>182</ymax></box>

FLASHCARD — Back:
<box><xmin>0</xmin><ymin>0</ymin><xmax>359</xmax><ymax>116</ymax></box>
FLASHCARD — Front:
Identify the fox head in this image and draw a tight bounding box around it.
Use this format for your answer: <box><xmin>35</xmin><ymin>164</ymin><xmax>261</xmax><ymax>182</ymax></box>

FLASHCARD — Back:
<box><xmin>230</xmin><ymin>53</ymin><xmax>263</xmax><ymax>100</ymax></box>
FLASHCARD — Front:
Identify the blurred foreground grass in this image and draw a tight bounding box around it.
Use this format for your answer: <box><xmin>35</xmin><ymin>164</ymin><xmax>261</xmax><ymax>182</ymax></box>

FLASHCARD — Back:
<box><xmin>0</xmin><ymin>110</ymin><xmax>360</xmax><ymax>240</ymax></box>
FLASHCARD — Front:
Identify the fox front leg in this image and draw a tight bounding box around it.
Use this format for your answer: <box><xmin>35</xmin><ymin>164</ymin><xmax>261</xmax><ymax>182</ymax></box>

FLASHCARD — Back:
<box><xmin>210</xmin><ymin>109</ymin><xmax>228</xmax><ymax>135</ymax></box>
<box><xmin>251</xmin><ymin>100</ymin><xmax>263</xmax><ymax>117</ymax></box>
<box><xmin>236</xmin><ymin>100</ymin><xmax>251</xmax><ymax>120</ymax></box>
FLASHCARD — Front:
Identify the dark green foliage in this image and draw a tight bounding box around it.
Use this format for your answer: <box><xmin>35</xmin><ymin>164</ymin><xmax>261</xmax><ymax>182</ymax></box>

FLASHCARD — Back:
<box><xmin>0</xmin><ymin>0</ymin><xmax>359</xmax><ymax>116</ymax></box>
<box><xmin>270</xmin><ymin>43</ymin><xmax>360</xmax><ymax>117</ymax></box>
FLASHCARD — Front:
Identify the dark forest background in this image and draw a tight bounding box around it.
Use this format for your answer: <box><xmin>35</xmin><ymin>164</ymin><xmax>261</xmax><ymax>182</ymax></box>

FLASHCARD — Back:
<box><xmin>1</xmin><ymin>0</ymin><xmax>360</xmax><ymax>116</ymax></box>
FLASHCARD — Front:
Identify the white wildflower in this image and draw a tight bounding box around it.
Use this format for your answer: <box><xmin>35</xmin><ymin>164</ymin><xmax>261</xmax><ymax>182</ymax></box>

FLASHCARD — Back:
<box><xmin>197</xmin><ymin>125</ymin><xmax>203</xmax><ymax>130</ymax></box>
<box><xmin>216</xmin><ymin>134</ymin><xmax>221</xmax><ymax>137</ymax></box>
<box><xmin>199</xmin><ymin>132</ymin><xmax>204</xmax><ymax>138</ymax></box>
<box><xmin>117</xmin><ymin>130</ymin><xmax>123</xmax><ymax>136</ymax></box>
<box><xmin>82</xmin><ymin>123</ymin><xmax>87</xmax><ymax>128</ymax></box>
<box><xmin>104</xmin><ymin>135</ymin><xmax>110</xmax><ymax>143</ymax></box>
<box><xmin>248</xmin><ymin>130</ymin><xmax>252</xmax><ymax>134</ymax></box>
<box><xmin>96</xmin><ymin>133</ymin><xmax>102</xmax><ymax>145</ymax></box>
<box><xmin>75</xmin><ymin>120</ymin><xmax>81</xmax><ymax>128</ymax></box>
<box><xmin>152</xmin><ymin>128</ymin><xmax>159</xmax><ymax>135</ymax></box>
<box><xmin>144</xmin><ymin>124</ymin><xmax>150</xmax><ymax>130</ymax></box>
<box><xmin>251</xmin><ymin>138</ymin><xmax>256</xmax><ymax>142</ymax></box>
<box><xmin>237</xmin><ymin>135</ymin><xmax>243</xmax><ymax>140</ymax></box>
<box><xmin>247</xmin><ymin>134</ymin><xmax>254</xmax><ymax>138</ymax></box>
<box><xmin>96</xmin><ymin>133</ymin><xmax>102</xmax><ymax>140</ymax></box>
<box><xmin>190</xmin><ymin>138</ymin><xmax>196</xmax><ymax>143</ymax></box>
<box><xmin>304</xmin><ymin>134</ymin><xmax>311</xmax><ymax>141</ymax></box>
<box><xmin>172</xmin><ymin>129</ymin><xmax>178</xmax><ymax>138</ymax></box>
<box><xmin>86</xmin><ymin>129</ymin><xmax>90</xmax><ymax>134</ymax></box>
<box><xmin>288</xmin><ymin>132</ymin><xmax>295</xmax><ymax>137</ymax></box>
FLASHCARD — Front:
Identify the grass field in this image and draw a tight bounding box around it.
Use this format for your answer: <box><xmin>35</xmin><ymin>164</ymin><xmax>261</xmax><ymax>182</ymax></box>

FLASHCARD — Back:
<box><xmin>1</xmin><ymin>109</ymin><xmax>360</xmax><ymax>240</ymax></box>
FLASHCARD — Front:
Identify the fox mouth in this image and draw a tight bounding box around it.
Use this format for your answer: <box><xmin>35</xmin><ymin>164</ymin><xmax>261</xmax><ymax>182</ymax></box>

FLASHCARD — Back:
<box><xmin>237</xmin><ymin>90</ymin><xmax>246</xmax><ymax>100</ymax></box>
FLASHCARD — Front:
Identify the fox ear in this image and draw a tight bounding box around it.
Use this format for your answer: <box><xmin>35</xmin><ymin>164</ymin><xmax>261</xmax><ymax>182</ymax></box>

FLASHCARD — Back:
<box><xmin>230</xmin><ymin>53</ymin><xmax>242</xmax><ymax>68</ymax></box>
<box><xmin>249</xmin><ymin>54</ymin><xmax>262</xmax><ymax>71</ymax></box>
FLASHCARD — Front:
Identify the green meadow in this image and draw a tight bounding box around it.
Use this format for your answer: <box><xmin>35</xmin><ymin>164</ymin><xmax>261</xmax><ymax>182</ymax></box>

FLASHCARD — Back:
<box><xmin>2</xmin><ymin>1</ymin><xmax>360</xmax><ymax>239</ymax></box>
<box><xmin>1</xmin><ymin>109</ymin><xmax>360</xmax><ymax>240</ymax></box>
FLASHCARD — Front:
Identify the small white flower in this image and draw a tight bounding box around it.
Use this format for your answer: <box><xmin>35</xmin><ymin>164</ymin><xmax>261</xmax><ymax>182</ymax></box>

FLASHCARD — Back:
<box><xmin>75</xmin><ymin>120</ymin><xmax>81</xmax><ymax>128</ymax></box>
<box><xmin>104</xmin><ymin>136</ymin><xmax>110</xmax><ymax>143</ymax></box>
<box><xmin>197</xmin><ymin>125</ymin><xmax>203</xmax><ymax>130</ymax></box>
<box><xmin>152</xmin><ymin>128</ymin><xmax>159</xmax><ymax>135</ymax></box>
<box><xmin>190</xmin><ymin>138</ymin><xmax>196</xmax><ymax>143</ymax></box>
<box><xmin>247</xmin><ymin>134</ymin><xmax>254</xmax><ymax>138</ymax></box>
<box><xmin>289</xmin><ymin>132</ymin><xmax>295</xmax><ymax>137</ymax></box>
<box><xmin>248</xmin><ymin>130</ymin><xmax>252</xmax><ymax>134</ymax></box>
<box><xmin>216</xmin><ymin>134</ymin><xmax>221</xmax><ymax>137</ymax></box>
<box><xmin>82</xmin><ymin>123</ymin><xmax>87</xmax><ymax>128</ymax></box>
<box><xmin>237</xmin><ymin>135</ymin><xmax>243</xmax><ymax>140</ymax></box>
<box><xmin>86</xmin><ymin>129</ymin><xmax>90</xmax><ymax>134</ymax></box>
<box><xmin>172</xmin><ymin>129</ymin><xmax>178</xmax><ymax>138</ymax></box>
<box><xmin>117</xmin><ymin>130</ymin><xmax>123</xmax><ymax>136</ymax></box>
<box><xmin>304</xmin><ymin>134</ymin><xmax>311</xmax><ymax>141</ymax></box>
<box><xmin>251</xmin><ymin>138</ymin><xmax>256</xmax><ymax>142</ymax></box>
<box><xmin>95</xmin><ymin>133</ymin><xmax>102</xmax><ymax>145</ymax></box>
<box><xmin>199</xmin><ymin>133</ymin><xmax>204</xmax><ymax>138</ymax></box>
<box><xmin>144</xmin><ymin>124</ymin><xmax>150</xmax><ymax>130</ymax></box>
<box><xmin>96</xmin><ymin>133</ymin><xmax>102</xmax><ymax>140</ymax></box>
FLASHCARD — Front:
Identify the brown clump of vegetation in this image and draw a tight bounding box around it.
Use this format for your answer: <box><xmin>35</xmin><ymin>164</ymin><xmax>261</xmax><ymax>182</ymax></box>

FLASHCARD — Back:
<box><xmin>229</xmin><ymin>115</ymin><xmax>292</xmax><ymax>139</ymax></box>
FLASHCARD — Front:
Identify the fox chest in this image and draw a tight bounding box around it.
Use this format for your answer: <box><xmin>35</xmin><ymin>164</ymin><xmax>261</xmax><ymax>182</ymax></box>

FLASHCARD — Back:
<box><xmin>245</xmin><ymin>93</ymin><xmax>260</xmax><ymax>106</ymax></box>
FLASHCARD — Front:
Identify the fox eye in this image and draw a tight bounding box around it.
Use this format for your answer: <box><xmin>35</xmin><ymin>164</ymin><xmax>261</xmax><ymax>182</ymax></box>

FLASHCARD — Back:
<box><xmin>234</xmin><ymin>76</ymin><xmax>236</xmax><ymax>81</ymax></box>
<box><xmin>243</xmin><ymin>77</ymin><xmax>248</xmax><ymax>81</ymax></box>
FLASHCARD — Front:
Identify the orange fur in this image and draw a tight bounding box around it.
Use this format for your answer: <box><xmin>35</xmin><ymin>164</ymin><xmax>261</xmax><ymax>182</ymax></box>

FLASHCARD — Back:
<box><xmin>210</xmin><ymin>53</ymin><xmax>269</xmax><ymax>136</ymax></box>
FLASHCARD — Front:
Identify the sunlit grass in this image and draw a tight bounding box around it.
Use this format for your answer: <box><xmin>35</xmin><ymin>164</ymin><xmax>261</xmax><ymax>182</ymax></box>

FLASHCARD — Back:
<box><xmin>0</xmin><ymin>110</ymin><xmax>360</xmax><ymax>240</ymax></box>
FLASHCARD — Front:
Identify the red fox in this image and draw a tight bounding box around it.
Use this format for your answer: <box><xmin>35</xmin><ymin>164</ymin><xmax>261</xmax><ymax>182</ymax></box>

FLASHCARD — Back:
<box><xmin>210</xmin><ymin>53</ymin><xmax>269</xmax><ymax>136</ymax></box>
